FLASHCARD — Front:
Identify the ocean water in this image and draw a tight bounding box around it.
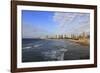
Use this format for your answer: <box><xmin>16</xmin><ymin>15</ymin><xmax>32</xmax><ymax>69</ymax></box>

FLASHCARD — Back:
<box><xmin>22</xmin><ymin>39</ymin><xmax>90</xmax><ymax>62</ymax></box>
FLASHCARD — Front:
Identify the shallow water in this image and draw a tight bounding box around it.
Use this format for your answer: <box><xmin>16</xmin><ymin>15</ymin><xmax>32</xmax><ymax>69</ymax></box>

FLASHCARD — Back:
<box><xmin>22</xmin><ymin>39</ymin><xmax>90</xmax><ymax>62</ymax></box>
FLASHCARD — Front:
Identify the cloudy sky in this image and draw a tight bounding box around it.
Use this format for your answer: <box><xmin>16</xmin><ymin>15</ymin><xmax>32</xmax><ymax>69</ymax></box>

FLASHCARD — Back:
<box><xmin>22</xmin><ymin>10</ymin><xmax>90</xmax><ymax>38</ymax></box>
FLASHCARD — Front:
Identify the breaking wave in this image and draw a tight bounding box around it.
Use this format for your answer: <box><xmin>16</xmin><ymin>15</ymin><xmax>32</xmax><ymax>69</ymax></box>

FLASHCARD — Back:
<box><xmin>23</xmin><ymin>46</ymin><xmax>31</xmax><ymax>49</ymax></box>
<box><xmin>42</xmin><ymin>48</ymin><xmax>68</xmax><ymax>60</ymax></box>
<box><xmin>23</xmin><ymin>44</ymin><xmax>42</xmax><ymax>49</ymax></box>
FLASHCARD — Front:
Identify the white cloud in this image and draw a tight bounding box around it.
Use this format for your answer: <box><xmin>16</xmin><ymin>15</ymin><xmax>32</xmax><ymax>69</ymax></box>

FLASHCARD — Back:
<box><xmin>53</xmin><ymin>12</ymin><xmax>90</xmax><ymax>34</ymax></box>
<box><xmin>53</xmin><ymin>12</ymin><xmax>77</xmax><ymax>27</ymax></box>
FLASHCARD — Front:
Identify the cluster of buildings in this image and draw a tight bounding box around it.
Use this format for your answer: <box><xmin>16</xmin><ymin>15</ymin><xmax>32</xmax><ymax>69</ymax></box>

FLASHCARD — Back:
<box><xmin>46</xmin><ymin>32</ymin><xmax>89</xmax><ymax>40</ymax></box>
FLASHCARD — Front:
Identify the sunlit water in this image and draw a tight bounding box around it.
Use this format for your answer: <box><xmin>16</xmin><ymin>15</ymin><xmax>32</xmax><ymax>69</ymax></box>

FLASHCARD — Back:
<box><xmin>22</xmin><ymin>39</ymin><xmax>90</xmax><ymax>62</ymax></box>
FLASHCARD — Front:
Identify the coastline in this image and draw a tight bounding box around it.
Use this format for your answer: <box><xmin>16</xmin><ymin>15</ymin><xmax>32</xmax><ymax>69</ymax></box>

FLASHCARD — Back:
<box><xmin>69</xmin><ymin>39</ymin><xmax>90</xmax><ymax>46</ymax></box>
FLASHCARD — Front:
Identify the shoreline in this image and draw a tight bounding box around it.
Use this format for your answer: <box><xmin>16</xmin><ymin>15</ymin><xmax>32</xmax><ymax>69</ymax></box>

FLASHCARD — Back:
<box><xmin>69</xmin><ymin>39</ymin><xmax>90</xmax><ymax>46</ymax></box>
<box><xmin>44</xmin><ymin>38</ymin><xmax>90</xmax><ymax>46</ymax></box>
<box><xmin>23</xmin><ymin>38</ymin><xmax>90</xmax><ymax>46</ymax></box>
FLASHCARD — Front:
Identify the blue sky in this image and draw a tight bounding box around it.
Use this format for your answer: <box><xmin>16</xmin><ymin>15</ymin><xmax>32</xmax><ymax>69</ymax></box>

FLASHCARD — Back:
<box><xmin>22</xmin><ymin>10</ymin><xmax>90</xmax><ymax>38</ymax></box>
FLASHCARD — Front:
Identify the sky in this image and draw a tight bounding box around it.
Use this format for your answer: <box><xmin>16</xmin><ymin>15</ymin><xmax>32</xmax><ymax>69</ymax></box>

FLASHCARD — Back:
<box><xmin>22</xmin><ymin>10</ymin><xmax>90</xmax><ymax>38</ymax></box>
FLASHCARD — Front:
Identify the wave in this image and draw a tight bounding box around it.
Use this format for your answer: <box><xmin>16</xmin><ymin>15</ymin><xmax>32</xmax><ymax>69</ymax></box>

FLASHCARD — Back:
<box><xmin>23</xmin><ymin>46</ymin><xmax>31</xmax><ymax>49</ymax></box>
<box><xmin>42</xmin><ymin>48</ymin><xmax>68</xmax><ymax>60</ymax></box>
<box><xmin>23</xmin><ymin>44</ymin><xmax>43</xmax><ymax>49</ymax></box>
<box><xmin>32</xmin><ymin>44</ymin><xmax>42</xmax><ymax>48</ymax></box>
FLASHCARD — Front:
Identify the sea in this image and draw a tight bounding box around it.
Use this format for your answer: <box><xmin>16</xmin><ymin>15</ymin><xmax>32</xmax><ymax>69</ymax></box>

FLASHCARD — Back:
<box><xmin>22</xmin><ymin>38</ymin><xmax>90</xmax><ymax>62</ymax></box>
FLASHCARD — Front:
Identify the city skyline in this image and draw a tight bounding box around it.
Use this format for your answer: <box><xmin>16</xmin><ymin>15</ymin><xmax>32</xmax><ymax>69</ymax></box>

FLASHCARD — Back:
<box><xmin>22</xmin><ymin>10</ymin><xmax>90</xmax><ymax>38</ymax></box>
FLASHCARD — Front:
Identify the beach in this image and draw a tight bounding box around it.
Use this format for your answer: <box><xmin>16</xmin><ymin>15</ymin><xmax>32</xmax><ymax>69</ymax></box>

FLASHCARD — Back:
<box><xmin>70</xmin><ymin>39</ymin><xmax>90</xmax><ymax>46</ymax></box>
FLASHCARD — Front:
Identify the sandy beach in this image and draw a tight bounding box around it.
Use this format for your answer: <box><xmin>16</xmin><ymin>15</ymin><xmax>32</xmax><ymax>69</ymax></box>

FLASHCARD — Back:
<box><xmin>70</xmin><ymin>39</ymin><xmax>90</xmax><ymax>46</ymax></box>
